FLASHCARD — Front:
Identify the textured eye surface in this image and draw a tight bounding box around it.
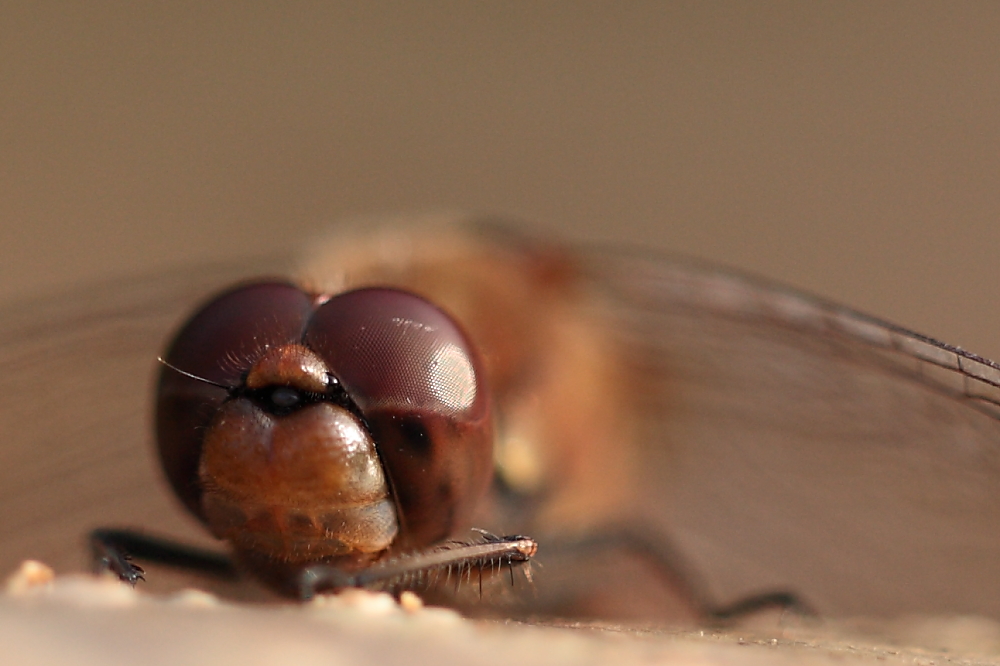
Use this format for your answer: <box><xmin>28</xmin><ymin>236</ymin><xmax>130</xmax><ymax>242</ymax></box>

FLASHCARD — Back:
<box><xmin>159</xmin><ymin>281</ymin><xmax>314</xmax><ymax>386</ymax></box>
<box><xmin>155</xmin><ymin>281</ymin><xmax>314</xmax><ymax>517</ymax></box>
<box><xmin>305</xmin><ymin>288</ymin><xmax>493</xmax><ymax>548</ymax></box>
<box><xmin>305</xmin><ymin>288</ymin><xmax>485</xmax><ymax>418</ymax></box>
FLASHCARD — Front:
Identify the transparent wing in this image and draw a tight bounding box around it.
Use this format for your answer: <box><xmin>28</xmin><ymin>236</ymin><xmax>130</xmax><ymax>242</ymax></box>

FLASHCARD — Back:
<box><xmin>572</xmin><ymin>248</ymin><xmax>1000</xmax><ymax>618</ymax></box>
<box><xmin>0</xmin><ymin>255</ymin><xmax>290</xmax><ymax>585</ymax></box>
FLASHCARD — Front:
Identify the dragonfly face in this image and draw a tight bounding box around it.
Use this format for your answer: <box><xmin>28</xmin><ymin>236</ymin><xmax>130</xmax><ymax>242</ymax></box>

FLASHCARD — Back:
<box><xmin>1</xmin><ymin>216</ymin><xmax>1000</xmax><ymax>621</ymax></box>
<box><xmin>156</xmin><ymin>281</ymin><xmax>494</xmax><ymax>594</ymax></box>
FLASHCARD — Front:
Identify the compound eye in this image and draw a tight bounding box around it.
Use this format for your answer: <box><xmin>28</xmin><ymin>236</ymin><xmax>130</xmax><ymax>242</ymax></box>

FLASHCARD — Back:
<box><xmin>161</xmin><ymin>282</ymin><xmax>314</xmax><ymax>387</ymax></box>
<box><xmin>304</xmin><ymin>288</ymin><xmax>493</xmax><ymax>549</ymax></box>
<box><xmin>305</xmin><ymin>288</ymin><xmax>483</xmax><ymax>416</ymax></box>
<box><xmin>155</xmin><ymin>281</ymin><xmax>314</xmax><ymax>518</ymax></box>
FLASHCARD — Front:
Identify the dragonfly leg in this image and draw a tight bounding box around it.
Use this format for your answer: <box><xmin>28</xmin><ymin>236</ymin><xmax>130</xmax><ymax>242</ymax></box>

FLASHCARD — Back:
<box><xmin>545</xmin><ymin>525</ymin><xmax>815</xmax><ymax>622</ymax></box>
<box><xmin>297</xmin><ymin>533</ymin><xmax>537</xmax><ymax>600</ymax></box>
<box><xmin>89</xmin><ymin>527</ymin><xmax>238</xmax><ymax>585</ymax></box>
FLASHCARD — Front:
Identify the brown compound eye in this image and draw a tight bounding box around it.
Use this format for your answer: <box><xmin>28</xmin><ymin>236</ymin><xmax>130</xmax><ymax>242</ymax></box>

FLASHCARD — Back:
<box><xmin>305</xmin><ymin>288</ymin><xmax>494</xmax><ymax>550</ymax></box>
<box><xmin>155</xmin><ymin>281</ymin><xmax>314</xmax><ymax>518</ymax></box>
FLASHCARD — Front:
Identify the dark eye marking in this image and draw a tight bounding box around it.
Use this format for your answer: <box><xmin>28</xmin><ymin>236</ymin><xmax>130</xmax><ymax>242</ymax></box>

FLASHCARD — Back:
<box><xmin>394</xmin><ymin>416</ymin><xmax>432</xmax><ymax>457</ymax></box>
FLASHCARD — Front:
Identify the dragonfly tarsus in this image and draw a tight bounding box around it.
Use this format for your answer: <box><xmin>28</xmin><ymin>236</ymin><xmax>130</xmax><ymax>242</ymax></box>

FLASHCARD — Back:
<box><xmin>89</xmin><ymin>527</ymin><xmax>238</xmax><ymax>584</ymax></box>
<box><xmin>706</xmin><ymin>590</ymin><xmax>816</xmax><ymax>622</ymax></box>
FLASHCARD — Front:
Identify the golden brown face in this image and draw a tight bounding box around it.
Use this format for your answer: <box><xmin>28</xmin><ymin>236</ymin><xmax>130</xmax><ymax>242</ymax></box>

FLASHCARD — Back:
<box><xmin>199</xmin><ymin>344</ymin><xmax>399</xmax><ymax>565</ymax></box>
<box><xmin>155</xmin><ymin>281</ymin><xmax>494</xmax><ymax>589</ymax></box>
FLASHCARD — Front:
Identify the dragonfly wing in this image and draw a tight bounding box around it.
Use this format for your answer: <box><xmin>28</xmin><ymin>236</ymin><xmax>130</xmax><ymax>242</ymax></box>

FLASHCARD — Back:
<box><xmin>579</xmin><ymin>248</ymin><xmax>1000</xmax><ymax>618</ymax></box>
<box><xmin>3</xmin><ymin>220</ymin><xmax>998</xmax><ymax>620</ymax></box>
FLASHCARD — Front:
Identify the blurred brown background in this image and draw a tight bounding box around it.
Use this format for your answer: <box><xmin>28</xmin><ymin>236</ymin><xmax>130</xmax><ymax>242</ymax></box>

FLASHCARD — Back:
<box><xmin>2</xmin><ymin>2</ymin><xmax>1000</xmax><ymax>359</ymax></box>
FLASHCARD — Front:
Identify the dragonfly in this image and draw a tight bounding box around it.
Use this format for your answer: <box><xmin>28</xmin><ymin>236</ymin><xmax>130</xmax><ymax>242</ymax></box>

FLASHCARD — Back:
<box><xmin>1</xmin><ymin>215</ymin><xmax>999</xmax><ymax>623</ymax></box>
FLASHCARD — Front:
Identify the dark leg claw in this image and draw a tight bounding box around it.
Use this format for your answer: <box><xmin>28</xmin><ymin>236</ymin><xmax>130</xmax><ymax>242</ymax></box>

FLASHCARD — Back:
<box><xmin>90</xmin><ymin>529</ymin><xmax>145</xmax><ymax>585</ymax></box>
<box><xmin>89</xmin><ymin>528</ymin><xmax>237</xmax><ymax>586</ymax></box>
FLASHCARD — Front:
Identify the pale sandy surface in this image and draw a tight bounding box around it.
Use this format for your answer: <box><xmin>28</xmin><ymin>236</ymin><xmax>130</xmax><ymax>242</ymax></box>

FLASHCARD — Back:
<box><xmin>5</xmin><ymin>568</ymin><xmax>1000</xmax><ymax>666</ymax></box>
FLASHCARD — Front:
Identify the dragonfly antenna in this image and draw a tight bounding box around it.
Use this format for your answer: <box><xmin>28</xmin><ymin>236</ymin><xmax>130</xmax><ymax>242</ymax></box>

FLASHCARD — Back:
<box><xmin>156</xmin><ymin>358</ymin><xmax>231</xmax><ymax>390</ymax></box>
